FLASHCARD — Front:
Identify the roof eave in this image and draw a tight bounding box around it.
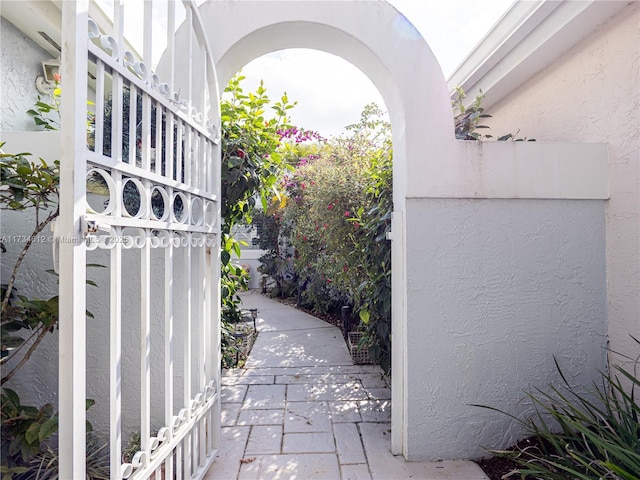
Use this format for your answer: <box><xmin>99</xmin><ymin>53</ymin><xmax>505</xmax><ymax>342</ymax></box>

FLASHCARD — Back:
<box><xmin>447</xmin><ymin>0</ymin><xmax>631</xmax><ymax>110</ymax></box>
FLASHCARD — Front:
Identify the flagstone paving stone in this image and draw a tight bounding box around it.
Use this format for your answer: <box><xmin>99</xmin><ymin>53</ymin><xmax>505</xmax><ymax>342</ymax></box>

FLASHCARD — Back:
<box><xmin>242</xmin><ymin>384</ymin><xmax>286</xmax><ymax>410</ymax></box>
<box><xmin>284</xmin><ymin>401</ymin><xmax>332</xmax><ymax>433</ymax></box>
<box><xmin>237</xmin><ymin>408</ymin><xmax>284</xmax><ymax>426</ymax></box>
<box><xmin>282</xmin><ymin>431</ymin><xmax>336</xmax><ymax>454</ymax></box>
<box><xmin>205</xmin><ymin>291</ymin><xmax>489</xmax><ymax>480</ymax></box>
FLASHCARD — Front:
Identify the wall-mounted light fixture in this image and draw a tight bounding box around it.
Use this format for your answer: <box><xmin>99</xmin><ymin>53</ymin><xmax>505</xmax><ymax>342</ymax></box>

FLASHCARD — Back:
<box><xmin>35</xmin><ymin>58</ymin><xmax>60</xmax><ymax>94</ymax></box>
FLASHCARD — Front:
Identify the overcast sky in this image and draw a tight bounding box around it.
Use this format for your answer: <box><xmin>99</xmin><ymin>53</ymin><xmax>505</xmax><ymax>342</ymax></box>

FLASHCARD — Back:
<box><xmin>236</xmin><ymin>0</ymin><xmax>514</xmax><ymax>138</ymax></box>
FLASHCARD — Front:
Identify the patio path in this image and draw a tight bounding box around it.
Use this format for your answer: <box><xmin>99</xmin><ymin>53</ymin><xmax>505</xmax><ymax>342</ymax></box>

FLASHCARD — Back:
<box><xmin>204</xmin><ymin>290</ymin><xmax>489</xmax><ymax>480</ymax></box>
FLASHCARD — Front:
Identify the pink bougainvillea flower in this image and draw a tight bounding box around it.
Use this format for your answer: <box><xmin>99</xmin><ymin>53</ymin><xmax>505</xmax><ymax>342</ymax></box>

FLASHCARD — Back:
<box><xmin>237</xmin><ymin>149</ymin><xmax>245</xmax><ymax>158</ymax></box>
<box><xmin>323</xmin><ymin>223</ymin><xmax>328</xmax><ymax>229</ymax></box>
<box><xmin>303</xmin><ymin>236</ymin><xmax>308</xmax><ymax>241</ymax></box>
<box><xmin>344</xmin><ymin>211</ymin><xmax>350</xmax><ymax>217</ymax></box>
<box><xmin>354</xmin><ymin>222</ymin><xmax>360</xmax><ymax>228</ymax></box>
<box><xmin>328</xmin><ymin>204</ymin><xmax>334</xmax><ymax>211</ymax></box>
<box><xmin>343</xmin><ymin>265</ymin><xmax>348</xmax><ymax>272</ymax></box>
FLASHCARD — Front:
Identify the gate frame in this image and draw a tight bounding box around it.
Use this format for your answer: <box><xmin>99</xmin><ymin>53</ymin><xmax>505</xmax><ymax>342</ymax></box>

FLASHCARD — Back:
<box><xmin>58</xmin><ymin>1</ymin><xmax>222</xmax><ymax>477</ymax></box>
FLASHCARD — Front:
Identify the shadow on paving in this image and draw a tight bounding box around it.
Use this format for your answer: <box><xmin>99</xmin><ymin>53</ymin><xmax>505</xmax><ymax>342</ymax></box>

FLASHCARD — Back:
<box><xmin>205</xmin><ymin>290</ymin><xmax>488</xmax><ymax>480</ymax></box>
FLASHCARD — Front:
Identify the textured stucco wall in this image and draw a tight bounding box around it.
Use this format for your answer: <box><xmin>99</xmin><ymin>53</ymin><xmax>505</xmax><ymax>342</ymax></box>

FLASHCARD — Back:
<box><xmin>405</xmin><ymin>197</ymin><xmax>607</xmax><ymax>460</ymax></box>
<box><xmin>483</xmin><ymin>2</ymin><xmax>639</xmax><ymax>369</ymax></box>
<box><xmin>1</xmin><ymin>17</ymin><xmax>50</xmax><ymax>132</ymax></box>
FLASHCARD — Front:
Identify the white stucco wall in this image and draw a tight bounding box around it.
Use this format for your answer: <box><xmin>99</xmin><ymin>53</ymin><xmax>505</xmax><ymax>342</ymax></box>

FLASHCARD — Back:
<box><xmin>405</xmin><ymin>197</ymin><xmax>607</xmax><ymax>459</ymax></box>
<box><xmin>482</xmin><ymin>2</ymin><xmax>639</xmax><ymax>370</ymax></box>
<box><xmin>0</xmin><ymin>17</ymin><xmax>50</xmax><ymax>132</ymax></box>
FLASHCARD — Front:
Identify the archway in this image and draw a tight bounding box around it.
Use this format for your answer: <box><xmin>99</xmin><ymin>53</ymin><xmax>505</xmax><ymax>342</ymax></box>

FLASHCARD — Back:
<box><xmin>183</xmin><ymin>0</ymin><xmax>610</xmax><ymax>462</ymax></box>
<box><xmin>195</xmin><ymin>0</ymin><xmax>457</xmax><ymax>459</ymax></box>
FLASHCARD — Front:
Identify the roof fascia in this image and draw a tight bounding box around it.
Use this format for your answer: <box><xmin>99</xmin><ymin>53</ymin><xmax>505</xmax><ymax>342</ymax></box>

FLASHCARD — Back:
<box><xmin>448</xmin><ymin>0</ymin><xmax>630</xmax><ymax>109</ymax></box>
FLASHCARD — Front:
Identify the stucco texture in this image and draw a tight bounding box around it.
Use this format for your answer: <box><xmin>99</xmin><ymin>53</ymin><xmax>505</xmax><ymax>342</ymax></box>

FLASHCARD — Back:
<box><xmin>483</xmin><ymin>2</ymin><xmax>639</xmax><ymax>369</ymax></box>
<box><xmin>405</xmin><ymin>198</ymin><xmax>607</xmax><ymax>460</ymax></box>
<box><xmin>1</xmin><ymin>17</ymin><xmax>49</xmax><ymax>132</ymax></box>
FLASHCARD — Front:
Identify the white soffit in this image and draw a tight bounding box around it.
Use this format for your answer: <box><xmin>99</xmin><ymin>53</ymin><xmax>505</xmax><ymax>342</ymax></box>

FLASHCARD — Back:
<box><xmin>448</xmin><ymin>0</ymin><xmax>631</xmax><ymax>109</ymax></box>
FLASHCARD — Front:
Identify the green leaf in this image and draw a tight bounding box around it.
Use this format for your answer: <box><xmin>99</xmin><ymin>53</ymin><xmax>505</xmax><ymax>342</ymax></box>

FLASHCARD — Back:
<box><xmin>3</xmin><ymin>388</ymin><xmax>20</xmax><ymax>407</ymax></box>
<box><xmin>359</xmin><ymin>309</ymin><xmax>370</xmax><ymax>324</ymax></box>
<box><xmin>1</xmin><ymin>335</ymin><xmax>25</xmax><ymax>348</ymax></box>
<box><xmin>38</xmin><ymin>417</ymin><xmax>58</xmax><ymax>442</ymax></box>
<box><xmin>25</xmin><ymin>422</ymin><xmax>40</xmax><ymax>444</ymax></box>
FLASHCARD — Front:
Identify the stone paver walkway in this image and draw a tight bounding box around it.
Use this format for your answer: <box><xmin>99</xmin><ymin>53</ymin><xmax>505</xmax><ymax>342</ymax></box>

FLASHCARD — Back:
<box><xmin>205</xmin><ymin>290</ymin><xmax>488</xmax><ymax>480</ymax></box>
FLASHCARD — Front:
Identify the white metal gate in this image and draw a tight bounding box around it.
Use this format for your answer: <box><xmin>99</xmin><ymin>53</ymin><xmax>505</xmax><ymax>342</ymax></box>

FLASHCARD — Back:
<box><xmin>58</xmin><ymin>1</ymin><xmax>221</xmax><ymax>478</ymax></box>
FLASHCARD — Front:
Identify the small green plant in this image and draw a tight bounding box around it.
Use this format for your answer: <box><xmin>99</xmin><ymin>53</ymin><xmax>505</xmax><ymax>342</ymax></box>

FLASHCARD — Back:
<box><xmin>121</xmin><ymin>431</ymin><xmax>141</xmax><ymax>463</ymax></box>
<box><xmin>26</xmin><ymin>74</ymin><xmax>61</xmax><ymax>131</ymax></box>
<box><xmin>475</xmin><ymin>339</ymin><xmax>640</xmax><ymax>480</ymax></box>
<box><xmin>452</xmin><ymin>86</ymin><xmax>492</xmax><ymax>140</ymax></box>
<box><xmin>452</xmin><ymin>86</ymin><xmax>534</xmax><ymax>141</ymax></box>
<box><xmin>19</xmin><ymin>433</ymin><xmax>110</xmax><ymax>480</ymax></box>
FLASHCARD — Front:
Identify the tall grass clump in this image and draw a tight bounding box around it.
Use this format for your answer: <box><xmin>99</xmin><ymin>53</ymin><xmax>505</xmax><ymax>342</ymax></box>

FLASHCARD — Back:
<box><xmin>477</xmin><ymin>338</ymin><xmax>640</xmax><ymax>480</ymax></box>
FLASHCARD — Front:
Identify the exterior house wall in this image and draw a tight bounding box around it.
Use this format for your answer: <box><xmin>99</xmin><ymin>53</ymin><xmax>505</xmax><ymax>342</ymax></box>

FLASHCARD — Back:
<box><xmin>1</xmin><ymin>11</ymin><xmax>62</xmax><ymax>407</ymax></box>
<box><xmin>0</xmin><ymin>17</ymin><xmax>49</xmax><ymax>132</ymax></box>
<box><xmin>482</xmin><ymin>2</ymin><xmax>639</xmax><ymax>368</ymax></box>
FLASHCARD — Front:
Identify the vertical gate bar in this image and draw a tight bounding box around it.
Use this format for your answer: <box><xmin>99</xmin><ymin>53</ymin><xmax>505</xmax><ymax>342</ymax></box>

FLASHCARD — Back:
<box><xmin>166</xmin><ymin>0</ymin><xmax>175</xmax><ymax>181</ymax></box>
<box><xmin>141</xmin><ymin>91</ymin><xmax>152</xmax><ymax>171</ymax></box>
<box><xmin>201</xmin><ymin>237</ymin><xmax>207</xmax><ymax>389</ymax></box>
<box><xmin>176</xmin><ymin>120</ymin><xmax>183</xmax><ymax>182</ymax></box>
<box><xmin>184</xmin><ymin>233</ymin><xmax>192</xmax><ymax>409</ymax></box>
<box><xmin>200</xmin><ymin>135</ymin><xmax>206</xmax><ymax>191</ymax></box>
<box><xmin>215</xmin><ymin>144</ymin><xmax>222</xmax><ymax>455</ymax></box>
<box><xmin>114</xmin><ymin>0</ymin><xmax>124</xmax><ymax>67</ymax></box>
<box><xmin>183</xmin><ymin>232</ymin><xmax>192</xmax><ymax>479</ymax></box>
<box><xmin>112</xmin><ymin>0</ymin><xmax>124</xmax><ymax>163</ymax></box>
<box><xmin>94</xmin><ymin>60</ymin><xmax>105</xmax><ymax>155</ymax></box>
<box><xmin>155</xmin><ymin>103</ymin><xmax>163</xmax><ymax>175</ymax></box>
<box><xmin>142</xmin><ymin>0</ymin><xmax>152</xmax><ymax>173</ymax></box>
<box><xmin>201</xmin><ymin>40</ymin><xmax>208</xmax><ymax>132</ymax></box>
<box><xmin>59</xmin><ymin>2</ymin><xmax>88</xmax><ymax>478</ymax></box>
<box><xmin>204</xmin><ymin>234</ymin><xmax>212</xmax><ymax>383</ymax></box>
<box><xmin>167</xmin><ymin>0</ymin><xmax>175</xmax><ymax>87</ymax></box>
<box><xmin>189</xmin><ymin>129</ymin><xmax>196</xmax><ymax>189</ymax></box>
<box><xmin>198</xmin><ymin>240</ymin><xmax>207</xmax><ymax>465</ymax></box>
<box><xmin>166</xmin><ymin>111</ymin><xmax>174</xmax><ymax>180</ymax></box>
<box><xmin>164</xmin><ymin>232</ymin><xmax>174</xmax><ymax>479</ymax></box>
<box><xmin>108</xmin><ymin>3</ymin><xmax>124</xmax><ymax>469</ymax></box>
<box><xmin>141</xmin><ymin>229</ymin><xmax>151</xmax><ymax>452</ymax></box>
<box><xmin>186</xmin><ymin>6</ymin><xmax>193</xmax><ymax>108</ymax></box>
<box><xmin>204</xmin><ymin>236</ymin><xmax>213</xmax><ymax>457</ymax></box>
<box><xmin>128</xmin><ymin>84</ymin><xmax>137</xmax><ymax>165</ymax></box>
<box><xmin>110</xmin><ymin>230</ymin><xmax>123</xmax><ymax>480</ymax></box>
<box><xmin>143</xmin><ymin>0</ymin><xmax>152</xmax><ymax>68</ymax></box>
<box><xmin>185</xmin><ymin>6</ymin><xmax>193</xmax><ymax>185</ymax></box>
<box><xmin>176</xmin><ymin>442</ymin><xmax>183</xmax><ymax>480</ymax></box>
<box><xmin>184</xmin><ymin>126</ymin><xmax>192</xmax><ymax>187</ymax></box>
